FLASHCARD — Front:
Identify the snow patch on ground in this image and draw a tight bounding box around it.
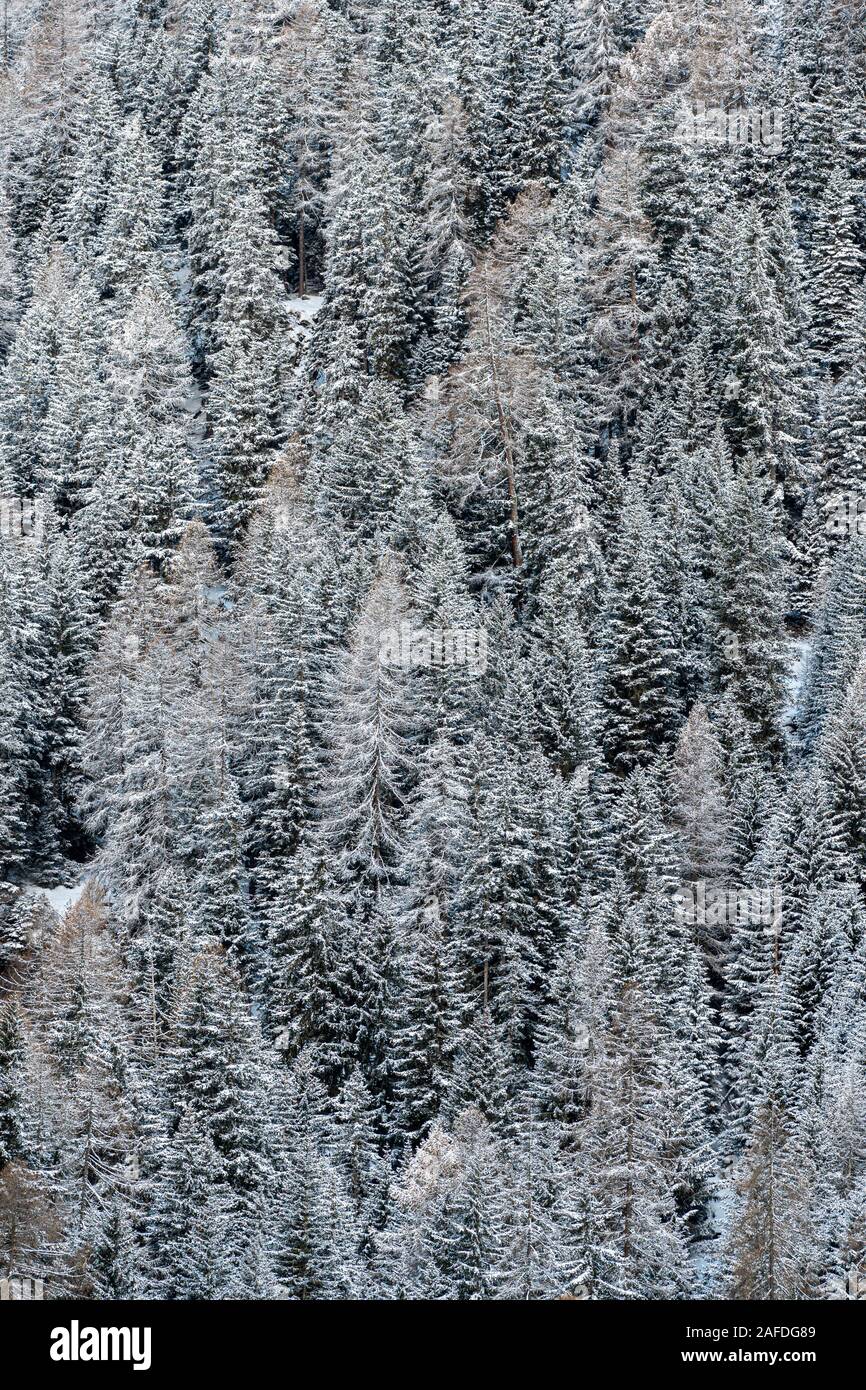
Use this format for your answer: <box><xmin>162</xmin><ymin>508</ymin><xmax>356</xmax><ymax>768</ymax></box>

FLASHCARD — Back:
<box><xmin>286</xmin><ymin>295</ymin><xmax>324</xmax><ymax>378</ymax></box>
<box><xmin>172</xmin><ymin>258</ymin><xmax>192</xmax><ymax>304</ymax></box>
<box><xmin>184</xmin><ymin>383</ymin><xmax>207</xmax><ymax>444</ymax></box>
<box><xmin>689</xmin><ymin>1160</ymin><xmax>736</xmax><ymax>1294</ymax></box>
<box><xmin>286</xmin><ymin>294</ymin><xmax>324</xmax><ymax>321</ymax></box>
<box><xmin>22</xmin><ymin>878</ymin><xmax>88</xmax><ymax>918</ymax></box>
<box><xmin>203</xmin><ymin>582</ymin><xmax>233</xmax><ymax>612</ymax></box>
<box><xmin>781</xmin><ymin>632</ymin><xmax>813</xmax><ymax>740</ymax></box>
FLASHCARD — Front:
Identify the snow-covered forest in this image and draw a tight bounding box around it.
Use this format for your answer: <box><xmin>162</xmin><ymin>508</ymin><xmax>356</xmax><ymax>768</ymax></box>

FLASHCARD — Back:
<box><xmin>0</xmin><ymin>0</ymin><xmax>865</xmax><ymax>1302</ymax></box>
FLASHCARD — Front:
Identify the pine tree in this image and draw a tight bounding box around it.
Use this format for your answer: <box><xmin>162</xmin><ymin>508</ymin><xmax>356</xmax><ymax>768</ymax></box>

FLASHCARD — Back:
<box><xmin>319</xmin><ymin>556</ymin><xmax>416</xmax><ymax>908</ymax></box>
<box><xmin>713</xmin><ymin>452</ymin><xmax>788</xmax><ymax>754</ymax></box>
<box><xmin>600</xmin><ymin>484</ymin><xmax>680</xmax><ymax>774</ymax></box>
<box><xmin>266</xmin><ymin>845</ymin><xmax>343</xmax><ymax>1073</ymax></box>
<box><xmin>208</xmin><ymin>189</ymin><xmax>292</xmax><ymax>551</ymax></box>
<box><xmin>576</xmin><ymin>898</ymin><xmax>690</xmax><ymax>1299</ymax></box>
<box><xmin>146</xmin><ymin>1106</ymin><xmax>237</xmax><ymax>1299</ymax></box>
<box><xmin>156</xmin><ymin>945</ymin><xmax>274</xmax><ymax>1295</ymax></box>
<box><xmin>810</xmin><ymin>163</ymin><xmax>863</xmax><ymax>380</ymax></box>
<box><xmin>98</xmin><ymin>114</ymin><xmax>170</xmax><ymax>305</ymax></box>
<box><xmin>272</xmin><ymin>1050</ymin><xmax>361</xmax><ymax>1299</ymax></box>
<box><xmin>83</xmin><ymin>1195</ymin><xmax>138</xmax><ymax>1299</ymax></box>
<box><xmin>726</xmin><ymin>985</ymin><xmax>821</xmax><ymax>1300</ymax></box>
<box><xmin>670</xmin><ymin>702</ymin><xmax>734</xmax><ymax>883</ymax></box>
<box><xmin>390</xmin><ymin>885</ymin><xmax>461</xmax><ymax>1143</ymax></box>
<box><xmin>0</xmin><ymin>1000</ymin><xmax>28</xmax><ymax>1169</ymax></box>
<box><xmin>109</xmin><ymin>280</ymin><xmax>197</xmax><ymax>571</ymax></box>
